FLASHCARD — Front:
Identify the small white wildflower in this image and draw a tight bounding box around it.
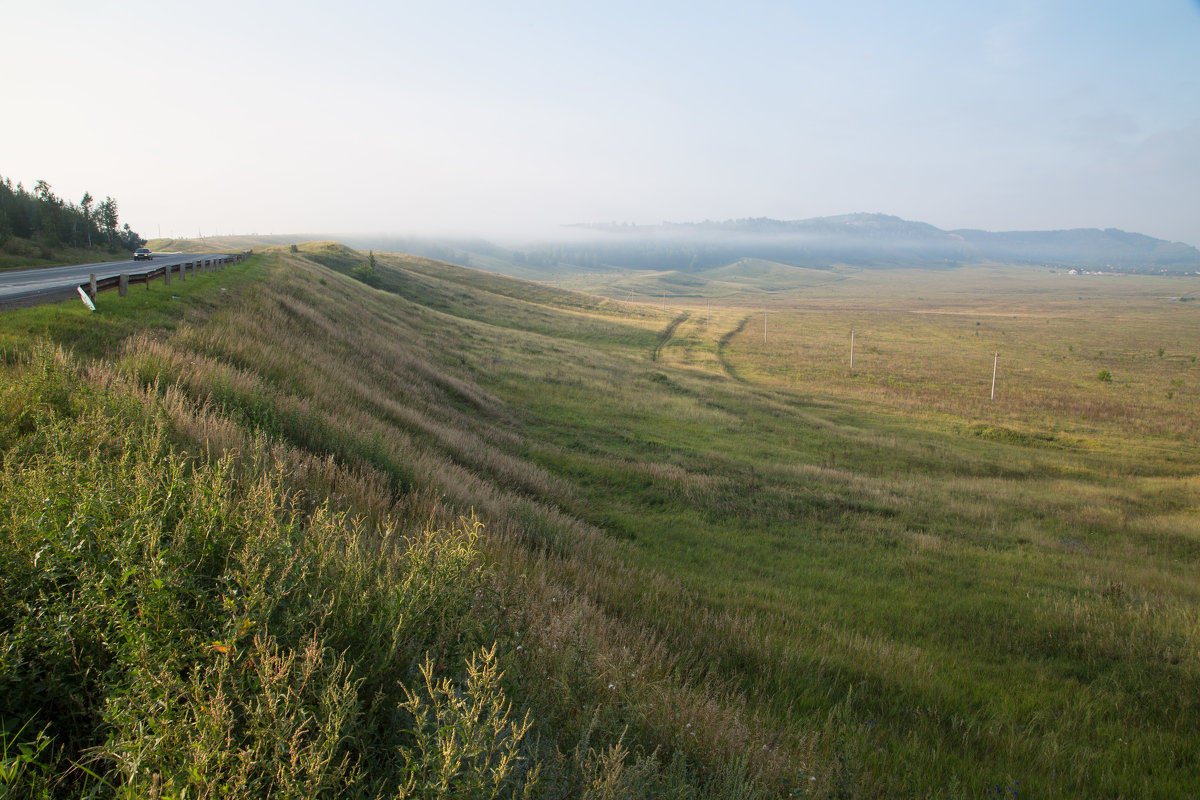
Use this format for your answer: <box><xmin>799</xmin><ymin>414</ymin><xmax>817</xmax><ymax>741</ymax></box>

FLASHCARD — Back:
<box><xmin>516</xmin><ymin>645</ymin><xmax>523</xmax><ymax>651</ymax></box>
<box><xmin>608</xmin><ymin>683</ymin><xmax>615</xmax><ymax>690</ymax></box>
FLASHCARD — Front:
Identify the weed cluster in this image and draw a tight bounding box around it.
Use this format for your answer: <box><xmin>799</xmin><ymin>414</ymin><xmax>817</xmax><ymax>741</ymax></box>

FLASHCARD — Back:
<box><xmin>0</xmin><ymin>347</ymin><xmax>519</xmax><ymax>796</ymax></box>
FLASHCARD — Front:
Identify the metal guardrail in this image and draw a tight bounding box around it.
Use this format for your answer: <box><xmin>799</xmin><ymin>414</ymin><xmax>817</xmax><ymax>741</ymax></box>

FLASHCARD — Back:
<box><xmin>77</xmin><ymin>251</ymin><xmax>252</xmax><ymax>307</ymax></box>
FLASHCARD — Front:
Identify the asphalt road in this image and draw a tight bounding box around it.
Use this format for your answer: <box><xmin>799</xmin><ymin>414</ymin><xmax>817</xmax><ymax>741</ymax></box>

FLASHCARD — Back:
<box><xmin>0</xmin><ymin>253</ymin><xmax>233</xmax><ymax>309</ymax></box>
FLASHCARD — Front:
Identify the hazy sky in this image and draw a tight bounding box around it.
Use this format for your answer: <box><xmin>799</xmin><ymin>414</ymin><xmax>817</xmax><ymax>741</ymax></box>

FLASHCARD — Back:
<box><xmin>4</xmin><ymin>1</ymin><xmax>1199</xmax><ymax>244</ymax></box>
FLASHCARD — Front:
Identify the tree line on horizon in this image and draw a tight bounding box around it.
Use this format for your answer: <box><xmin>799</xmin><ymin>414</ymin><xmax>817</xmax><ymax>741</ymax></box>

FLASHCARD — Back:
<box><xmin>0</xmin><ymin>174</ymin><xmax>146</xmax><ymax>252</ymax></box>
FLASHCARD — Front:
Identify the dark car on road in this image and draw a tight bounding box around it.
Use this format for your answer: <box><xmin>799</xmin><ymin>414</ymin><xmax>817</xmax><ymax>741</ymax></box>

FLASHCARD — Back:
<box><xmin>133</xmin><ymin>248</ymin><xmax>153</xmax><ymax>261</ymax></box>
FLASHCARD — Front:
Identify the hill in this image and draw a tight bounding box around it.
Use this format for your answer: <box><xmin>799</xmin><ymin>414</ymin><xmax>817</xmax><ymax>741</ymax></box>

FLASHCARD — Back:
<box><xmin>0</xmin><ymin>174</ymin><xmax>147</xmax><ymax>268</ymax></box>
<box><xmin>0</xmin><ymin>235</ymin><xmax>135</xmax><ymax>272</ymax></box>
<box><xmin>568</xmin><ymin>214</ymin><xmax>1200</xmax><ymax>272</ymax></box>
<box><xmin>144</xmin><ymin>233</ymin><xmax>308</xmax><ymax>253</ymax></box>
<box><xmin>952</xmin><ymin>225</ymin><xmax>1200</xmax><ymax>270</ymax></box>
<box><xmin>3</xmin><ymin>243</ymin><xmax>1200</xmax><ymax>797</ymax></box>
<box><xmin>0</xmin><ymin>246</ymin><xmax>788</xmax><ymax>798</ymax></box>
<box><xmin>347</xmin><ymin>214</ymin><xmax>1200</xmax><ymax>279</ymax></box>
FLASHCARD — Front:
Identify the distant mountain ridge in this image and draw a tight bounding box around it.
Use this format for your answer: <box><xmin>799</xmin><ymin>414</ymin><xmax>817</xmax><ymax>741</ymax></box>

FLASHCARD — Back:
<box><xmin>949</xmin><ymin>225</ymin><xmax>1199</xmax><ymax>270</ymax></box>
<box><xmin>566</xmin><ymin>214</ymin><xmax>1200</xmax><ymax>273</ymax></box>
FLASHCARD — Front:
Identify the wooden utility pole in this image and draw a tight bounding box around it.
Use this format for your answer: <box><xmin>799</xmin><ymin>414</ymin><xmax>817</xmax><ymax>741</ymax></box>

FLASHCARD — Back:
<box><xmin>991</xmin><ymin>352</ymin><xmax>998</xmax><ymax>400</ymax></box>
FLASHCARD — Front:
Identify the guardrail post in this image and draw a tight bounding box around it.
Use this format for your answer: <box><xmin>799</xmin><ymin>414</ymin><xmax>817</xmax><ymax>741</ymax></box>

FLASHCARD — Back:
<box><xmin>118</xmin><ymin>274</ymin><xmax>129</xmax><ymax>297</ymax></box>
<box><xmin>164</xmin><ymin>263</ymin><xmax>171</xmax><ymax>285</ymax></box>
<box><xmin>89</xmin><ymin>274</ymin><xmax>97</xmax><ymax>299</ymax></box>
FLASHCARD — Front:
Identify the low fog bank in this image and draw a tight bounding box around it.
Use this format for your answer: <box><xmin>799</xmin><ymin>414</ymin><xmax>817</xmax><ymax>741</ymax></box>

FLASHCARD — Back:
<box><xmin>342</xmin><ymin>213</ymin><xmax>1200</xmax><ymax>277</ymax></box>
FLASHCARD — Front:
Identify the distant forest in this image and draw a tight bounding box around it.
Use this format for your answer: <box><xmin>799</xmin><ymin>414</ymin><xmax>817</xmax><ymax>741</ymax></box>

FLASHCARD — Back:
<box><xmin>0</xmin><ymin>175</ymin><xmax>145</xmax><ymax>251</ymax></box>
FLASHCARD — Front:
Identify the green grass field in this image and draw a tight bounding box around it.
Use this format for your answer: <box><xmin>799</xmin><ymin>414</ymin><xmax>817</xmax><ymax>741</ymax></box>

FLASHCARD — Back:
<box><xmin>0</xmin><ymin>237</ymin><xmax>134</xmax><ymax>272</ymax></box>
<box><xmin>3</xmin><ymin>244</ymin><xmax>1198</xmax><ymax>797</ymax></box>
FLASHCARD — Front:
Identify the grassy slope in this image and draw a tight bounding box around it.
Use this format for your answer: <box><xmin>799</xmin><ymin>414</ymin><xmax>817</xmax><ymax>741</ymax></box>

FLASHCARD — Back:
<box><xmin>144</xmin><ymin>234</ymin><xmax>307</xmax><ymax>253</ymax></box>
<box><xmin>0</xmin><ymin>250</ymin><xmax>791</xmax><ymax>798</ymax></box>
<box><xmin>0</xmin><ymin>236</ymin><xmax>133</xmax><ymax>272</ymax></box>
<box><xmin>4</xmin><ymin>245</ymin><xmax>1200</xmax><ymax>797</ymax></box>
<box><xmin>341</xmin><ymin>253</ymin><xmax>1200</xmax><ymax>796</ymax></box>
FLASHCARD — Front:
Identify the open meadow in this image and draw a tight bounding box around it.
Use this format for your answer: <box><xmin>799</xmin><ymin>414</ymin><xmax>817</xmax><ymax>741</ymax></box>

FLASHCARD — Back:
<box><xmin>2</xmin><ymin>246</ymin><xmax>1199</xmax><ymax>797</ymax></box>
<box><xmin>643</xmin><ymin>266</ymin><xmax>1200</xmax><ymax>794</ymax></box>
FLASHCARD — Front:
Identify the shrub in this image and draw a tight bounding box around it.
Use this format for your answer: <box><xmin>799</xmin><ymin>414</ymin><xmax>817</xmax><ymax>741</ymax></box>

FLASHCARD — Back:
<box><xmin>1096</xmin><ymin>369</ymin><xmax>1113</xmax><ymax>382</ymax></box>
<box><xmin>351</xmin><ymin>263</ymin><xmax>381</xmax><ymax>288</ymax></box>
